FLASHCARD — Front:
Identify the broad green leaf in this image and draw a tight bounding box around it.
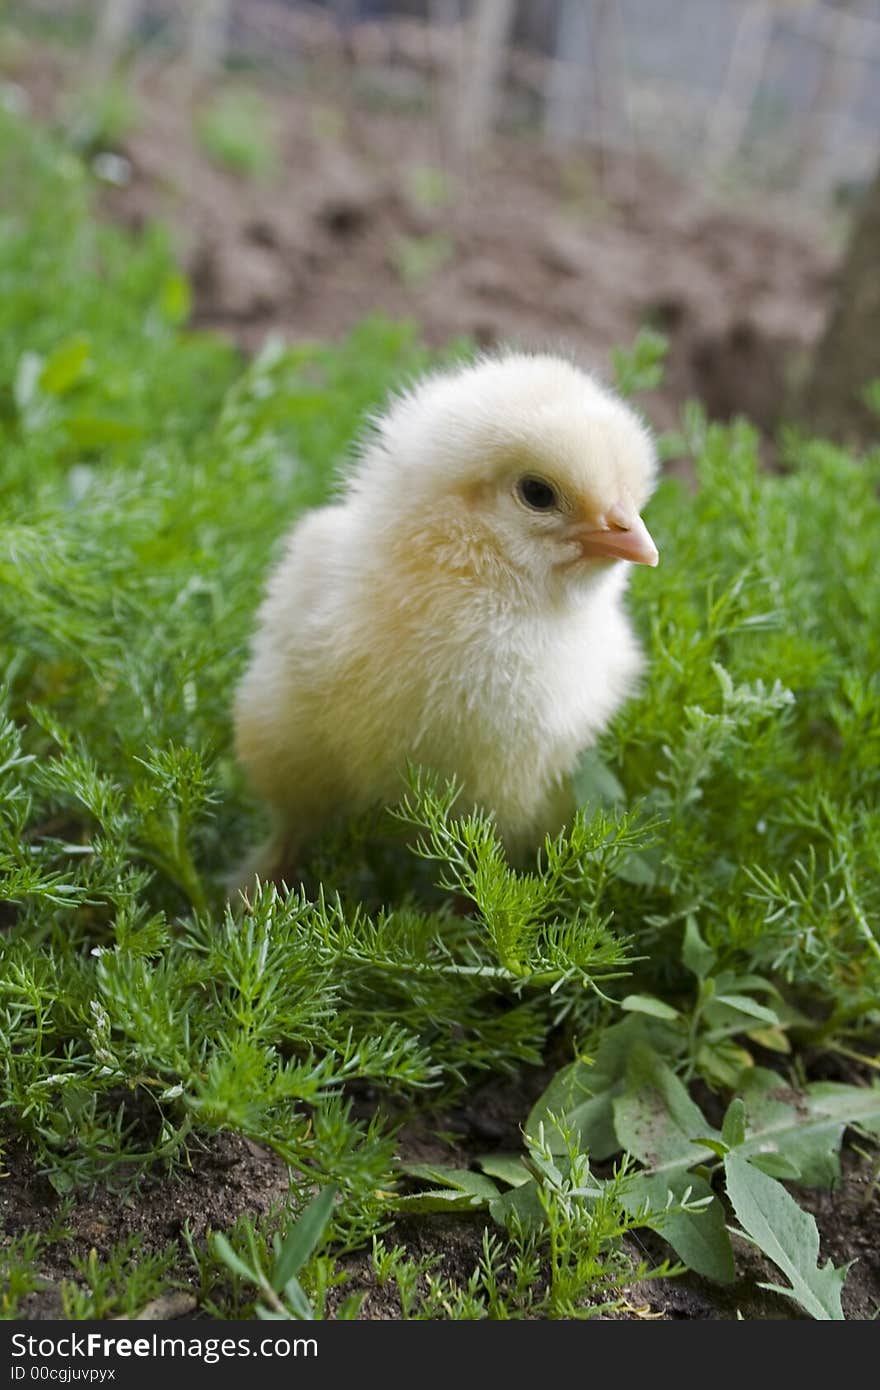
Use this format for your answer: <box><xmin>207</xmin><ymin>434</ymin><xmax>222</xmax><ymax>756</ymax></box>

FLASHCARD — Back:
<box><xmin>610</xmin><ymin>1045</ymin><xmax>736</xmax><ymax>1280</ymax></box>
<box><xmin>526</xmin><ymin>1058</ymin><xmax>591</xmax><ymax>1122</ymax></box>
<box><xmin>695</xmin><ymin>1039</ymin><xmax>753</xmax><ymax>1088</ymax></box>
<box><xmin>809</xmin><ymin>1081</ymin><xmax>880</xmax><ymax>1138</ymax></box>
<box><xmin>489</xmin><ymin>1177</ymin><xmax>545</xmax><ymax>1231</ymax></box>
<box><xmin>528</xmin><ymin>1017</ymin><xmax>680</xmax><ymax>1159</ymax></box>
<box><xmin>613</xmin><ymin>1044</ymin><xmax>718</xmax><ymax>1170</ymax></box>
<box><xmin>393</xmin><ymin>1189</ymin><xmax>492</xmax><ymax>1214</ymax></box>
<box><xmin>398</xmin><ymin>1164</ymin><xmax>500</xmax><ymax>1203</ymax></box>
<box><xmin>721</xmin><ymin>1097</ymin><xmax>746</xmax><ymax>1149</ymax></box>
<box><xmin>744</xmin><ymin>1152</ymin><xmax>802</xmax><ymax>1180</ymax></box>
<box><xmin>720</xmin><ymin>972</ymin><xmax>781</xmax><ymax>997</ymax></box>
<box><xmin>614</xmin><ymin>848</ymin><xmax>660</xmax><ymax>887</ymax></box>
<box><xmin>621</xmin><ymin>994</ymin><xmax>680</xmax><ymax>1021</ymax></box>
<box><xmin>271</xmin><ymin>1185</ymin><xmax>336</xmax><ymax>1291</ymax></box>
<box><xmin>571</xmin><ymin>747</ymin><xmax>626</xmax><ymax>809</ymax></box>
<box><xmin>735</xmin><ymin>1071</ymin><xmax>880</xmax><ymax>1186</ymax></box>
<box><xmin>712</xmin><ymin>994</ymin><xmax>780</xmax><ymax>1026</ymax></box>
<box><xmin>622</xmin><ymin>1171</ymin><xmax>734</xmax><ymax>1284</ymax></box>
<box><xmin>548</xmin><ymin>1088</ymin><xmax>620</xmax><ymax>1161</ymax></box>
<box><xmin>724</xmin><ymin>1153</ymin><xmax>849</xmax><ymax>1320</ymax></box>
<box><xmin>39</xmin><ymin>337</ymin><xmax>90</xmax><ymax>396</ymax></box>
<box><xmin>476</xmin><ymin>1154</ymin><xmax>531</xmax><ymax>1188</ymax></box>
<box><xmin>682</xmin><ymin>916</ymin><xmax>716</xmax><ymax>980</ymax></box>
<box><xmin>745</xmin><ymin>1026</ymin><xmax>791</xmax><ymax>1054</ymax></box>
<box><xmin>526</xmin><ymin>1058</ymin><xmax>619</xmax><ymax>1160</ymax></box>
<box><xmin>693</xmin><ymin>1137</ymin><xmax>728</xmax><ymax>1160</ymax></box>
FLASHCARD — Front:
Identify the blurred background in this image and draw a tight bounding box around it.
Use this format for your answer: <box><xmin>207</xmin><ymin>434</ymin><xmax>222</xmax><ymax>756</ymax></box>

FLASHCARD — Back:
<box><xmin>3</xmin><ymin>0</ymin><xmax>879</xmax><ymax>436</ymax></box>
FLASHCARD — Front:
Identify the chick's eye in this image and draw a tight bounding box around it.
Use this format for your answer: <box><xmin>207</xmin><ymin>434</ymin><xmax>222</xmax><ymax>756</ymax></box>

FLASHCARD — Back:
<box><xmin>516</xmin><ymin>476</ymin><xmax>558</xmax><ymax>512</ymax></box>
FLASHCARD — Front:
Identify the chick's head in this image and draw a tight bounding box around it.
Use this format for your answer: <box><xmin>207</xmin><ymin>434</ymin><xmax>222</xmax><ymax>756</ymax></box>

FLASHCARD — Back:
<box><xmin>350</xmin><ymin>353</ymin><xmax>659</xmax><ymax>596</ymax></box>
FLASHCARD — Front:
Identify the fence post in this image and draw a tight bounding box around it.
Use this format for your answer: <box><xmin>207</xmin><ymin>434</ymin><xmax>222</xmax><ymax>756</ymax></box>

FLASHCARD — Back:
<box><xmin>92</xmin><ymin>0</ymin><xmax>142</xmax><ymax>72</ymax></box>
<box><xmin>456</xmin><ymin>0</ymin><xmax>517</xmax><ymax>148</ymax></box>
<box><xmin>705</xmin><ymin>0</ymin><xmax>774</xmax><ymax>174</ymax></box>
<box><xmin>545</xmin><ymin>0</ymin><xmax>592</xmax><ymax>146</ymax></box>
<box><xmin>185</xmin><ymin>0</ymin><xmax>233</xmax><ymax>78</ymax></box>
<box><xmin>797</xmin><ymin>0</ymin><xmax>870</xmax><ymax>200</ymax></box>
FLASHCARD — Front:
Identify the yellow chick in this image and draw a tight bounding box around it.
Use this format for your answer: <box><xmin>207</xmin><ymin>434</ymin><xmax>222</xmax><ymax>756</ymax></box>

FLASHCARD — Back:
<box><xmin>234</xmin><ymin>352</ymin><xmax>659</xmax><ymax>883</ymax></box>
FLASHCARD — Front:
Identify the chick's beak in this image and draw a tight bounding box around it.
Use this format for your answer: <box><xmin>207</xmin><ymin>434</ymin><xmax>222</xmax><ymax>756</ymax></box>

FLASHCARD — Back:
<box><xmin>572</xmin><ymin>502</ymin><xmax>659</xmax><ymax>567</ymax></box>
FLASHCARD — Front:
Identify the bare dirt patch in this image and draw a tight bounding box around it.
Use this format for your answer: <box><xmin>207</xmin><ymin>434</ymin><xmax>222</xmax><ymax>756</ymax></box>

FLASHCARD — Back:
<box><xmin>2</xmin><ymin>1134</ymin><xmax>290</xmax><ymax>1319</ymax></box>
<box><xmin>11</xmin><ymin>43</ymin><xmax>837</xmax><ymax>436</ymax></box>
<box><xmin>3</xmin><ymin>1038</ymin><xmax>878</xmax><ymax>1320</ymax></box>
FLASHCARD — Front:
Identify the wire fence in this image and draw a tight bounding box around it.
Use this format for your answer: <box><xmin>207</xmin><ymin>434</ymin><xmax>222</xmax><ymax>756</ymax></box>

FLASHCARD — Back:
<box><xmin>11</xmin><ymin>0</ymin><xmax>880</xmax><ymax>204</ymax></box>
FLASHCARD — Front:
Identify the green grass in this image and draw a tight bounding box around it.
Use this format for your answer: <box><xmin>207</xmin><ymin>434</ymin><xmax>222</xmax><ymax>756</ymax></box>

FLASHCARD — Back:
<box><xmin>390</xmin><ymin>232</ymin><xmax>456</xmax><ymax>286</ymax></box>
<box><xmin>0</xmin><ymin>105</ymin><xmax>878</xmax><ymax>1320</ymax></box>
<box><xmin>62</xmin><ymin>78</ymin><xmax>140</xmax><ymax>157</ymax></box>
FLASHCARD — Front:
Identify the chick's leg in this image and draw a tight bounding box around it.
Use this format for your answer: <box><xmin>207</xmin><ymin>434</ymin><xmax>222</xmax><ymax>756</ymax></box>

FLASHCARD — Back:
<box><xmin>227</xmin><ymin>821</ymin><xmax>305</xmax><ymax>901</ymax></box>
<box><xmin>232</xmin><ymin>680</ymin><xmax>339</xmax><ymax>894</ymax></box>
<box><xmin>491</xmin><ymin>773</ymin><xmax>578</xmax><ymax>867</ymax></box>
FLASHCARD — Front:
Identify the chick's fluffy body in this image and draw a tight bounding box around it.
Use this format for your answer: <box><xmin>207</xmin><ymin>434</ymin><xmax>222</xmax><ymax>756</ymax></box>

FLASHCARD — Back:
<box><xmin>236</xmin><ymin>353</ymin><xmax>657</xmax><ymax>870</ymax></box>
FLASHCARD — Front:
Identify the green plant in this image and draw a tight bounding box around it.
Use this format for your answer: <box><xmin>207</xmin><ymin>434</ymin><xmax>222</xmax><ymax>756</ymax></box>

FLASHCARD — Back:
<box><xmin>370</xmin><ymin>1237</ymin><xmax>439</xmax><ymax>1318</ymax></box>
<box><xmin>1</xmin><ymin>1234</ymin><xmax>45</xmax><ymax>1319</ymax></box>
<box><xmin>62</xmin><ymin>79</ymin><xmax>139</xmax><ymax>155</ymax></box>
<box><xmin>525</xmin><ymin>1036</ymin><xmax>880</xmax><ymax>1314</ymax></box>
<box><xmin>404</xmin><ymin>165</ymin><xmax>456</xmax><ymax>212</ymax></box>
<box><xmin>394</xmin><ymin>1121</ymin><xmax>684</xmax><ymax>1318</ymax></box>
<box><xmin>390</xmin><ymin>233</ymin><xmax>455</xmax><ymax>286</ymax></box>
<box><xmin>60</xmin><ymin>1236</ymin><xmax>178</xmax><ymax>1320</ymax></box>
<box><xmin>724</xmin><ymin>1150</ymin><xmax>847</xmax><ymax>1320</ymax></box>
<box><xmin>195</xmin><ymin>89</ymin><xmax>279</xmax><ymax>179</ymax></box>
<box><xmin>212</xmin><ymin>1188</ymin><xmax>362</xmax><ymax>1320</ymax></box>
<box><xmin>612</xmin><ymin>327</ymin><xmax>668</xmax><ymax>396</ymax></box>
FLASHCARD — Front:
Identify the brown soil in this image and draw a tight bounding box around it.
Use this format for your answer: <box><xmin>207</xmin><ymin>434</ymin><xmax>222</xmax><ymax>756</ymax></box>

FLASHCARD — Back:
<box><xmin>4</xmin><ymin>1069</ymin><xmax>878</xmax><ymax>1322</ymax></box>
<box><xmin>2</xmin><ymin>1133</ymin><xmax>291</xmax><ymax>1320</ymax></box>
<box><xmin>11</xmin><ymin>41</ymin><xmax>838</xmax><ymax>436</ymax></box>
